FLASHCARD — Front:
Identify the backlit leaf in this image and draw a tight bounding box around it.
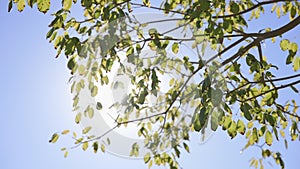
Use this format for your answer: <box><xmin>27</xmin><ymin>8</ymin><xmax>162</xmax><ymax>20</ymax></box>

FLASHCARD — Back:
<box><xmin>82</xmin><ymin>142</ymin><xmax>88</xmax><ymax>151</ymax></box>
<box><xmin>265</xmin><ymin>130</ymin><xmax>273</xmax><ymax>146</ymax></box>
<box><xmin>172</xmin><ymin>42</ymin><xmax>179</xmax><ymax>54</ymax></box>
<box><xmin>280</xmin><ymin>39</ymin><xmax>290</xmax><ymax>51</ymax></box>
<box><xmin>237</xmin><ymin>120</ymin><xmax>245</xmax><ymax>135</ymax></box>
<box><xmin>144</xmin><ymin>152</ymin><xmax>151</xmax><ymax>163</ymax></box>
<box><xmin>49</xmin><ymin>133</ymin><xmax>59</xmax><ymax>143</ymax></box>
<box><xmin>37</xmin><ymin>0</ymin><xmax>50</xmax><ymax>13</ymax></box>
<box><xmin>93</xmin><ymin>142</ymin><xmax>98</xmax><ymax>153</ymax></box>
<box><xmin>82</xmin><ymin>126</ymin><xmax>92</xmax><ymax>134</ymax></box>
<box><xmin>63</xmin><ymin>0</ymin><xmax>72</xmax><ymax>10</ymax></box>
<box><xmin>61</xmin><ymin>130</ymin><xmax>70</xmax><ymax>135</ymax></box>
<box><xmin>64</xmin><ymin>151</ymin><xmax>68</xmax><ymax>158</ymax></box>
<box><xmin>17</xmin><ymin>0</ymin><xmax>26</xmax><ymax>12</ymax></box>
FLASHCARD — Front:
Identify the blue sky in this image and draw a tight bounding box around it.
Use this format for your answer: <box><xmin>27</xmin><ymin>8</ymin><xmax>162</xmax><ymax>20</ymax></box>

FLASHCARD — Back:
<box><xmin>0</xmin><ymin>1</ymin><xmax>300</xmax><ymax>169</ymax></box>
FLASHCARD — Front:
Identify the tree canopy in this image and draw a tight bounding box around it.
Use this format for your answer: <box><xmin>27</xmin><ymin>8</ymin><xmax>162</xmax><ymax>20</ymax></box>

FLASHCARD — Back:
<box><xmin>9</xmin><ymin>0</ymin><xmax>300</xmax><ymax>168</ymax></box>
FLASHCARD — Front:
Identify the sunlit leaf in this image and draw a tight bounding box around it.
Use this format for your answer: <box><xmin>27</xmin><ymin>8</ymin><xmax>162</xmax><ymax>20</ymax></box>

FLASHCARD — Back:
<box><xmin>61</xmin><ymin>130</ymin><xmax>70</xmax><ymax>135</ymax></box>
<box><xmin>144</xmin><ymin>152</ymin><xmax>151</xmax><ymax>163</ymax></box>
<box><xmin>17</xmin><ymin>0</ymin><xmax>25</xmax><ymax>12</ymax></box>
<box><xmin>265</xmin><ymin>130</ymin><xmax>273</xmax><ymax>146</ymax></box>
<box><xmin>237</xmin><ymin>120</ymin><xmax>245</xmax><ymax>135</ymax></box>
<box><xmin>49</xmin><ymin>133</ymin><xmax>59</xmax><ymax>143</ymax></box>
<box><xmin>280</xmin><ymin>39</ymin><xmax>290</xmax><ymax>51</ymax></box>
<box><xmin>63</xmin><ymin>151</ymin><xmax>69</xmax><ymax>158</ymax></box>
<box><xmin>37</xmin><ymin>0</ymin><xmax>50</xmax><ymax>13</ymax></box>
<box><xmin>62</xmin><ymin>0</ymin><xmax>72</xmax><ymax>10</ymax></box>
<box><xmin>172</xmin><ymin>42</ymin><xmax>179</xmax><ymax>54</ymax></box>
<box><xmin>82</xmin><ymin>126</ymin><xmax>92</xmax><ymax>134</ymax></box>
<box><xmin>82</xmin><ymin>142</ymin><xmax>88</xmax><ymax>151</ymax></box>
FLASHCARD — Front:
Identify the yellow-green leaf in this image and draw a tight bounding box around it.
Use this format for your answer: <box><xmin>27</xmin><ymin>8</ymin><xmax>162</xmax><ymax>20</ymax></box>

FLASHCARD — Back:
<box><xmin>293</xmin><ymin>57</ymin><xmax>300</xmax><ymax>71</ymax></box>
<box><xmin>64</xmin><ymin>151</ymin><xmax>68</xmax><ymax>158</ymax></box>
<box><xmin>144</xmin><ymin>152</ymin><xmax>151</xmax><ymax>163</ymax></box>
<box><xmin>75</xmin><ymin>113</ymin><xmax>81</xmax><ymax>124</ymax></box>
<box><xmin>62</xmin><ymin>0</ymin><xmax>72</xmax><ymax>10</ymax></box>
<box><xmin>17</xmin><ymin>0</ymin><xmax>26</xmax><ymax>12</ymax></box>
<box><xmin>88</xmin><ymin>107</ymin><xmax>94</xmax><ymax>119</ymax></box>
<box><xmin>237</xmin><ymin>119</ymin><xmax>246</xmax><ymax>135</ymax></box>
<box><xmin>49</xmin><ymin>133</ymin><xmax>59</xmax><ymax>143</ymax></box>
<box><xmin>91</xmin><ymin>86</ymin><xmax>98</xmax><ymax>97</ymax></box>
<box><xmin>280</xmin><ymin>39</ymin><xmax>290</xmax><ymax>51</ymax></box>
<box><xmin>172</xmin><ymin>42</ymin><xmax>179</xmax><ymax>54</ymax></box>
<box><xmin>265</xmin><ymin>130</ymin><xmax>273</xmax><ymax>146</ymax></box>
<box><xmin>82</xmin><ymin>126</ymin><xmax>92</xmax><ymax>134</ymax></box>
<box><xmin>82</xmin><ymin>142</ymin><xmax>88</xmax><ymax>151</ymax></box>
<box><xmin>37</xmin><ymin>0</ymin><xmax>50</xmax><ymax>13</ymax></box>
<box><xmin>61</xmin><ymin>130</ymin><xmax>70</xmax><ymax>135</ymax></box>
<box><xmin>101</xmin><ymin>144</ymin><xmax>105</xmax><ymax>152</ymax></box>
<box><xmin>78</xmin><ymin>65</ymin><xmax>85</xmax><ymax>75</ymax></box>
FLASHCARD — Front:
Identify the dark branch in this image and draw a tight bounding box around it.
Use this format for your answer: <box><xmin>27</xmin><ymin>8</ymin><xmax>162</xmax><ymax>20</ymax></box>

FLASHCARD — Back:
<box><xmin>242</xmin><ymin>79</ymin><xmax>300</xmax><ymax>102</ymax></box>
<box><xmin>212</xmin><ymin>0</ymin><xmax>291</xmax><ymax>19</ymax></box>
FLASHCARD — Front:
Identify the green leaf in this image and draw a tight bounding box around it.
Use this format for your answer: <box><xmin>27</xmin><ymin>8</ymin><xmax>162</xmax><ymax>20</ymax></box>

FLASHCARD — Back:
<box><xmin>96</xmin><ymin>102</ymin><xmax>102</xmax><ymax>110</ymax></box>
<box><xmin>78</xmin><ymin>65</ymin><xmax>85</xmax><ymax>75</ymax></box>
<box><xmin>183</xmin><ymin>142</ymin><xmax>190</xmax><ymax>153</ymax></box>
<box><xmin>280</xmin><ymin>39</ymin><xmax>290</xmax><ymax>51</ymax></box>
<box><xmin>27</xmin><ymin>0</ymin><xmax>37</xmax><ymax>7</ymax></box>
<box><xmin>211</xmin><ymin>88</ymin><xmax>223</xmax><ymax>106</ymax></box>
<box><xmin>88</xmin><ymin>107</ymin><xmax>94</xmax><ymax>119</ymax></box>
<box><xmin>93</xmin><ymin>142</ymin><xmax>98</xmax><ymax>153</ymax></box>
<box><xmin>82</xmin><ymin>142</ymin><xmax>88</xmax><ymax>151</ymax></box>
<box><xmin>144</xmin><ymin>152</ymin><xmax>151</xmax><ymax>163</ymax></box>
<box><xmin>62</xmin><ymin>0</ymin><xmax>72</xmax><ymax>10</ymax></box>
<box><xmin>172</xmin><ymin>42</ymin><xmax>179</xmax><ymax>54</ymax></box>
<box><xmin>148</xmin><ymin>28</ymin><xmax>158</xmax><ymax>37</ymax></box>
<box><xmin>193</xmin><ymin>113</ymin><xmax>201</xmax><ymax>132</ymax></box>
<box><xmin>290</xmin><ymin>42</ymin><xmax>298</xmax><ymax>53</ymax></box>
<box><xmin>199</xmin><ymin>0</ymin><xmax>210</xmax><ymax>11</ymax></box>
<box><xmin>64</xmin><ymin>151</ymin><xmax>68</xmax><ymax>158</ymax></box>
<box><xmin>37</xmin><ymin>0</ymin><xmax>50</xmax><ymax>13</ymax></box>
<box><xmin>126</xmin><ymin>46</ymin><xmax>134</xmax><ymax>57</ymax></box>
<box><xmin>210</xmin><ymin>111</ymin><xmax>219</xmax><ymax>131</ymax></box>
<box><xmin>67</xmin><ymin>57</ymin><xmax>76</xmax><ymax>70</ymax></box>
<box><xmin>290</xmin><ymin>6</ymin><xmax>296</xmax><ymax>19</ymax></box>
<box><xmin>91</xmin><ymin>86</ymin><xmax>98</xmax><ymax>97</ymax></box>
<box><xmin>265</xmin><ymin>130</ymin><xmax>273</xmax><ymax>146</ymax></box>
<box><xmin>250</xmin><ymin>127</ymin><xmax>258</xmax><ymax>144</ymax></box>
<box><xmin>237</xmin><ymin>120</ymin><xmax>246</xmax><ymax>135</ymax></box>
<box><xmin>230</xmin><ymin>1</ymin><xmax>239</xmax><ymax>13</ymax></box>
<box><xmin>227</xmin><ymin>120</ymin><xmax>237</xmax><ymax>139</ymax></box>
<box><xmin>222</xmin><ymin>115</ymin><xmax>232</xmax><ymax>130</ymax></box>
<box><xmin>8</xmin><ymin>0</ymin><xmax>13</xmax><ymax>12</ymax></box>
<box><xmin>241</xmin><ymin>103</ymin><xmax>253</xmax><ymax>121</ymax></box>
<box><xmin>286</xmin><ymin>50</ymin><xmax>296</xmax><ymax>64</ymax></box>
<box><xmin>17</xmin><ymin>0</ymin><xmax>26</xmax><ymax>12</ymax></box>
<box><xmin>82</xmin><ymin>126</ymin><xmax>92</xmax><ymax>134</ymax></box>
<box><xmin>142</xmin><ymin>0</ymin><xmax>150</xmax><ymax>7</ymax></box>
<box><xmin>49</xmin><ymin>133</ymin><xmax>59</xmax><ymax>143</ymax></box>
<box><xmin>293</xmin><ymin>57</ymin><xmax>300</xmax><ymax>71</ymax></box>
<box><xmin>61</xmin><ymin>130</ymin><xmax>70</xmax><ymax>135</ymax></box>
<box><xmin>75</xmin><ymin>113</ymin><xmax>81</xmax><ymax>124</ymax></box>
<box><xmin>101</xmin><ymin>144</ymin><xmax>105</xmax><ymax>152</ymax></box>
<box><xmin>266</xmin><ymin>114</ymin><xmax>275</xmax><ymax>127</ymax></box>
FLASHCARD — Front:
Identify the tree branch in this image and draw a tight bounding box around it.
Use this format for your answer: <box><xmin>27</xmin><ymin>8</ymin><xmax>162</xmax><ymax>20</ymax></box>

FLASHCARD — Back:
<box><xmin>212</xmin><ymin>0</ymin><xmax>291</xmax><ymax>19</ymax></box>
<box><xmin>241</xmin><ymin>79</ymin><xmax>300</xmax><ymax>102</ymax></box>
<box><xmin>221</xmin><ymin>15</ymin><xmax>300</xmax><ymax>66</ymax></box>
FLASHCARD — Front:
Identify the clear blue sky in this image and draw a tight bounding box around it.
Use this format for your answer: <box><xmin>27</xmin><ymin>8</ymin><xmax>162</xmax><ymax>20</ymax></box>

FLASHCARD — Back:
<box><xmin>0</xmin><ymin>1</ymin><xmax>299</xmax><ymax>169</ymax></box>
